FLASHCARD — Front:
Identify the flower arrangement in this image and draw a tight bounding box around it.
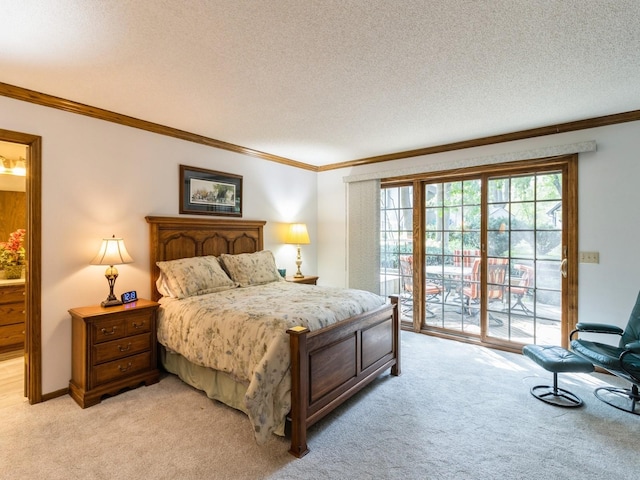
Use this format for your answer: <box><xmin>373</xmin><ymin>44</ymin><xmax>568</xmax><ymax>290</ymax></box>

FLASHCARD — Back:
<box><xmin>0</xmin><ymin>228</ymin><xmax>26</xmax><ymax>268</ymax></box>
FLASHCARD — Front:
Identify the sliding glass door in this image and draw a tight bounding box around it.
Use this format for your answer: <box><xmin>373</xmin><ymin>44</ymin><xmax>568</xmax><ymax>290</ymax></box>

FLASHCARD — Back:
<box><xmin>381</xmin><ymin>156</ymin><xmax>577</xmax><ymax>350</ymax></box>
<box><xmin>485</xmin><ymin>171</ymin><xmax>564</xmax><ymax>345</ymax></box>
<box><xmin>424</xmin><ymin>178</ymin><xmax>482</xmax><ymax>334</ymax></box>
<box><xmin>380</xmin><ymin>185</ymin><xmax>413</xmax><ymax>324</ymax></box>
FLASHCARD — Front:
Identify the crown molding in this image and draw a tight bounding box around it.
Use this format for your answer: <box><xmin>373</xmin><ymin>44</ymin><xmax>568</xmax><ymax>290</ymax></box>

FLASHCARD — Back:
<box><xmin>319</xmin><ymin>109</ymin><xmax>640</xmax><ymax>172</ymax></box>
<box><xmin>0</xmin><ymin>82</ymin><xmax>318</xmax><ymax>172</ymax></box>
<box><xmin>2</xmin><ymin>82</ymin><xmax>639</xmax><ymax>174</ymax></box>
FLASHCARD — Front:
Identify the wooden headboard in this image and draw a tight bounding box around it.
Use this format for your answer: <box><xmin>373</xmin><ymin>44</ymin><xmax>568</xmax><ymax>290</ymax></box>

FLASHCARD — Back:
<box><xmin>145</xmin><ymin>216</ymin><xmax>266</xmax><ymax>301</ymax></box>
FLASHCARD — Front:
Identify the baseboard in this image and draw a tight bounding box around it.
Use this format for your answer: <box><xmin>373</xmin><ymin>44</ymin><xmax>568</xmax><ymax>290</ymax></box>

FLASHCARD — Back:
<box><xmin>41</xmin><ymin>387</ymin><xmax>68</xmax><ymax>402</ymax></box>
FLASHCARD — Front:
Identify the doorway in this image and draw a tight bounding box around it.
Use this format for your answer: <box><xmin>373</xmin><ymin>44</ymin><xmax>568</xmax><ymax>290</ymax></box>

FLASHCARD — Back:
<box><xmin>0</xmin><ymin>128</ymin><xmax>42</xmax><ymax>404</ymax></box>
<box><xmin>0</xmin><ymin>140</ymin><xmax>27</xmax><ymax>405</ymax></box>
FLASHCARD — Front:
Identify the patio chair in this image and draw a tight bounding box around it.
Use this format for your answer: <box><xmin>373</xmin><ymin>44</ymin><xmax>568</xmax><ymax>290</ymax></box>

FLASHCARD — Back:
<box><xmin>453</xmin><ymin>249</ymin><xmax>481</xmax><ymax>268</ymax></box>
<box><xmin>399</xmin><ymin>255</ymin><xmax>443</xmax><ymax>317</ymax></box>
<box><xmin>510</xmin><ymin>264</ymin><xmax>534</xmax><ymax>315</ymax></box>
<box><xmin>570</xmin><ymin>290</ymin><xmax>640</xmax><ymax>415</ymax></box>
<box><xmin>462</xmin><ymin>258</ymin><xmax>508</xmax><ymax>324</ymax></box>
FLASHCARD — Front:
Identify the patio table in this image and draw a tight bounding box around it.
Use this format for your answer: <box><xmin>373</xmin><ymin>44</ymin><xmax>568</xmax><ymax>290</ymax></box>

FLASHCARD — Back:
<box><xmin>425</xmin><ymin>265</ymin><xmax>472</xmax><ymax>301</ymax></box>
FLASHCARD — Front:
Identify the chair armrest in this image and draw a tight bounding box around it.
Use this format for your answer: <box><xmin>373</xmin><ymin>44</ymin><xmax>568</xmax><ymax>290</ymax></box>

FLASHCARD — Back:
<box><xmin>624</xmin><ymin>340</ymin><xmax>640</xmax><ymax>353</ymax></box>
<box><xmin>570</xmin><ymin>322</ymin><xmax>624</xmax><ymax>341</ymax></box>
<box><xmin>574</xmin><ymin>323</ymin><xmax>624</xmax><ymax>334</ymax></box>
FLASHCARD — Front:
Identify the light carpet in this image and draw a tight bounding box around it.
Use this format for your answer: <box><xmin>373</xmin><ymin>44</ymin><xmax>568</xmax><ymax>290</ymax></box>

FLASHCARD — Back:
<box><xmin>1</xmin><ymin>332</ymin><xmax>638</xmax><ymax>480</ymax></box>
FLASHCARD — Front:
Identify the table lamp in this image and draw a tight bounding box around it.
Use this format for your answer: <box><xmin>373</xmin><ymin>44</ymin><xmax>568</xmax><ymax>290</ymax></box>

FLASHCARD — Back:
<box><xmin>90</xmin><ymin>235</ymin><xmax>133</xmax><ymax>307</ymax></box>
<box><xmin>285</xmin><ymin>223</ymin><xmax>310</xmax><ymax>278</ymax></box>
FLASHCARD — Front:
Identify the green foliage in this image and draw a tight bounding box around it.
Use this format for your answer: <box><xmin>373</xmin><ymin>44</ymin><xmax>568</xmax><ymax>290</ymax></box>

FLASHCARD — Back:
<box><xmin>381</xmin><ymin>242</ymin><xmax>412</xmax><ymax>269</ymax></box>
<box><xmin>382</xmin><ymin>171</ymin><xmax>563</xmax><ymax>268</ymax></box>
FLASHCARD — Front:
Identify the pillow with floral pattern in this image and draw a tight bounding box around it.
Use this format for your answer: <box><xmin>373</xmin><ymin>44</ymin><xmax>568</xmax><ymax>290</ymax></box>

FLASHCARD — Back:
<box><xmin>156</xmin><ymin>255</ymin><xmax>238</xmax><ymax>298</ymax></box>
<box><xmin>219</xmin><ymin>250</ymin><xmax>284</xmax><ymax>287</ymax></box>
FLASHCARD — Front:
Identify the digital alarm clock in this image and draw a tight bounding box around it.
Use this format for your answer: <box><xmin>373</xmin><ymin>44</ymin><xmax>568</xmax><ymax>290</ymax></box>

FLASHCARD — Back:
<box><xmin>120</xmin><ymin>290</ymin><xmax>138</xmax><ymax>304</ymax></box>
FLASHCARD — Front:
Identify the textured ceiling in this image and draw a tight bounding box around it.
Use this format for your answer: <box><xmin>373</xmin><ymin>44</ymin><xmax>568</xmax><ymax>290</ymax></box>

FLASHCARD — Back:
<box><xmin>1</xmin><ymin>1</ymin><xmax>639</xmax><ymax>167</ymax></box>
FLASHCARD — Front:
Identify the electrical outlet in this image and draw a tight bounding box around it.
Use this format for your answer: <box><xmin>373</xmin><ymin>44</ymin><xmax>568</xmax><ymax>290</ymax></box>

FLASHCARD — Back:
<box><xmin>579</xmin><ymin>251</ymin><xmax>599</xmax><ymax>264</ymax></box>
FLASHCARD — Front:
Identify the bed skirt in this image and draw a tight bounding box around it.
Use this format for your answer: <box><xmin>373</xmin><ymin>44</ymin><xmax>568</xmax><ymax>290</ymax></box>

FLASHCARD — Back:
<box><xmin>159</xmin><ymin>345</ymin><xmax>287</xmax><ymax>437</ymax></box>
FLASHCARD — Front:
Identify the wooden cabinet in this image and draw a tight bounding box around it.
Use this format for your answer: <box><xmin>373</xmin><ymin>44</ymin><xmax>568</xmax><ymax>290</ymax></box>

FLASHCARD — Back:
<box><xmin>0</xmin><ymin>281</ymin><xmax>25</xmax><ymax>353</ymax></box>
<box><xmin>69</xmin><ymin>299</ymin><xmax>160</xmax><ymax>408</ymax></box>
<box><xmin>285</xmin><ymin>275</ymin><xmax>319</xmax><ymax>285</ymax></box>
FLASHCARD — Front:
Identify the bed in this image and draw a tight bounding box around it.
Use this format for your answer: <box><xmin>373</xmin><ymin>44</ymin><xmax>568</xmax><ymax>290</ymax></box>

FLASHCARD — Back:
<box><xmin>146</xmin><ymin>216</ymin><xmax>400</xmax><ymax>457</ymax></box>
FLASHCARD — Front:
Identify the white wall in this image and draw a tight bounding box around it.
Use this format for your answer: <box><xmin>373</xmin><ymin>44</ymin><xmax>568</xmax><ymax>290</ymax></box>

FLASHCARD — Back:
<box><xmin>0</xmin><ymin>96</ymin><xmax>317</xmax><ymax>394</ymax></box>
<box><xmin>317</xmin><ymin>121</ymin><xmax>640</xmax><ymax>333</ymax></box>
<box><xmin>3</xmin><ymin>89</ymin><xmax>639</xmax><ymax>394</ymax></box>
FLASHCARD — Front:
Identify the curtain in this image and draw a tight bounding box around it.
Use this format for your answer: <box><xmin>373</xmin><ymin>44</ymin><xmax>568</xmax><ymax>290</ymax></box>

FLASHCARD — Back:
<box><xmin>346</xmin><ymin>179</ymin><xmax>380</xmax><ymax>293</ymax></box>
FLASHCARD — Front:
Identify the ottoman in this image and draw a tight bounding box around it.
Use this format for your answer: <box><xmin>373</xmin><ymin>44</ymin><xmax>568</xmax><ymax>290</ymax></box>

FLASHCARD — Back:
<box><xmin>523</xmin><ymin>345</ymin><xmax>594</xmax><ymax>407</ymax></box>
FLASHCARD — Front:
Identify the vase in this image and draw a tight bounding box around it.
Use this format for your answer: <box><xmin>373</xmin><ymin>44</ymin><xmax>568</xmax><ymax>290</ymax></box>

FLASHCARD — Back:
<box><xmin>4</xmin><ymin>265</ymin><xmax>23</xmax><ymax>279</ymax></box>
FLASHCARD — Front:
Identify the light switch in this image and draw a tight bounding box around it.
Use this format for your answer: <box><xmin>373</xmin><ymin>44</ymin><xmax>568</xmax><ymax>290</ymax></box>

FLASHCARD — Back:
<box><xmin>579</xmin><ymin>251</ymin><xmax>599</xmax><ymax>264</ymax></box>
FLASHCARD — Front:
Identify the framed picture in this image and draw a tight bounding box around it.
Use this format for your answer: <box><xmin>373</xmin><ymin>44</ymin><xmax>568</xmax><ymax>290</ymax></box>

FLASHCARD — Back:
<box><xmin>179</xmin><ymin>165</ymin><xmax>243</xmax><ymax>217</ymax></box>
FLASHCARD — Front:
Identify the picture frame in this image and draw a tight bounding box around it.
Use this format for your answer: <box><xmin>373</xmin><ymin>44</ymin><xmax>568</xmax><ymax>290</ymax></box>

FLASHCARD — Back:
<box><xmin>179</xmin><ymin>165</ymin><xmax>243</xmax><ymax>217</ymax></box>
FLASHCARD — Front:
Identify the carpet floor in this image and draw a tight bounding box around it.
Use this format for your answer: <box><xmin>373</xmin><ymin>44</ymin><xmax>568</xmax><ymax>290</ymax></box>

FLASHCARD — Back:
<box><xmin>1</xmin><ymin>332</ymin><xmax>638</xmax><ymax>479</ymax></box>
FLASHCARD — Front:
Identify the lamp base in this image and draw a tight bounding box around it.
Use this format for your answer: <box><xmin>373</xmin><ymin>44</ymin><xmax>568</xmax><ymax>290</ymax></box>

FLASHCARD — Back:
<box><xmin>294</xmin><ymin>245</ymin><xmax>304</xmax><ymax>278</ymax></box>
<box><xmin>101</xmin><ymin>297</ymin><xmax>123</xmax><ymax>308</ymax></box>
<box><xmin>101</xmin><ymin>269</ymin><xmax>122</xmax><ymax>307</ymax></box>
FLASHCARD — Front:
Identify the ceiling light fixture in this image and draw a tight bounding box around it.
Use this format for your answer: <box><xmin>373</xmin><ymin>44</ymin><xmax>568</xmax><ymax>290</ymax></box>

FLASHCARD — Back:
<box><xmin>0</xmin><ymin>156</ymin><xmax>26</xmax><ymax>176</ymax></box>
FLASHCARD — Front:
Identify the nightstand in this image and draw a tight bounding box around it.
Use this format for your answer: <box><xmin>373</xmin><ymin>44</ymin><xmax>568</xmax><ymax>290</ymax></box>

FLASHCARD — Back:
<box><xmin>69</xmin><ymin>299</ymin><xmax>160</xmax><ymax>408</ymax></box>
<box><xmin>285</xmin><ymin>275</ymin><xmax>319</xmax><ymax>285</ymax></box>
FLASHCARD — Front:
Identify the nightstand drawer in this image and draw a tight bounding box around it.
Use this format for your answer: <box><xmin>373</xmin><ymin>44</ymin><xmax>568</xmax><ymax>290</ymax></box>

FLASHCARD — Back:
<box><xmin>125</xmin><ymin>313</ymin><xmax>152</xmax><ymax>335</ymax></box>
<box><xmin>93</xmin><ymin>351</ymin><xmax>151</xmax><ymax>386</ymax></box>
<box><xmin>0</xmin><ymin>303</ymin><xmax>25</xmax><ymax>326</ymax></box>
<box><xmin>92</xmin><ymin>318</ymin><xmax>127</xmax><ymax>343</ymax></box>
<box><xmin>92</xmin><ymin>332</ymin><xmax>152</xmax><ymax>365</ymax></box>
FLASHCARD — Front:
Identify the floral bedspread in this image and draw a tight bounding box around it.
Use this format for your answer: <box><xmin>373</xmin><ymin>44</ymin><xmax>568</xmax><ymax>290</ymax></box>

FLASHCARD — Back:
<box><xmin>157</xmin><ymin>281</ymin><xmax>386</xmax><ymax>443</ymax></box>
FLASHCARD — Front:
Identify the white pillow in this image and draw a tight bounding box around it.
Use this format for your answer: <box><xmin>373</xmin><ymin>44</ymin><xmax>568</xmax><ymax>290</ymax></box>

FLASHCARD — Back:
<box><xmin>156</xmin><ymin>255</ymin><xmax>238</xmax><ymax>298</ymax></box>
<box><xmin>155</xmin><ymin>272</ymin><xmax>174</xmax><ymax>297</ymax></box>
<box><xmin>219</xmin><ymin>250</ymin><xmax>284</xmax><ymax>287</ymax></box>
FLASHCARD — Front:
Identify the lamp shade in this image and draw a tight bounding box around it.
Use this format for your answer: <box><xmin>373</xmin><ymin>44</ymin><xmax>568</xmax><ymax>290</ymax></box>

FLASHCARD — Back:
<box><xmin>285</xmin><ymin>223</ymin><xmax>310</xmax><ymax>245</ymax></box>
<box><xmin>90</xmin><ymin>235</ymin><xmax>133</xmax><ymax>266</ymax></box>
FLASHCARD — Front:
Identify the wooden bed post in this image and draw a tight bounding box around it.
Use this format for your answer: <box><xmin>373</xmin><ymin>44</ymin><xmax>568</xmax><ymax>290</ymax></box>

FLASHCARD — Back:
<box><xmin>287</xmin><ymin>325</ymin><xmax>310</xmax><ymax>458</ymax></box>
<box><xmin>390</xmin><ymin>295</ymin><xmax>401</xmax><ymax>376</ymax></box>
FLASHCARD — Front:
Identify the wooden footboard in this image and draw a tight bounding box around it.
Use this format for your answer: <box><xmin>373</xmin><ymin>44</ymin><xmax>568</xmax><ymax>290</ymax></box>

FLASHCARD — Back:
<box><xmin>287</xmin><ymin>296</ymin><xmax>400</xmax><ymax>457</ymax></box>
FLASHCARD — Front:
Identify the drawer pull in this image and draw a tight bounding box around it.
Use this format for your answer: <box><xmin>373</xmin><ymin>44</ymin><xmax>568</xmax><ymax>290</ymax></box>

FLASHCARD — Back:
<box><xmin>101</xmin><ymin>326</ymin><xmax>118</xmax><ymax>335</ymax></box>
<box><xmin>132</xmin><ymin>321</ymin><xmax>146</xmax><ymax>329</ymax></box>
<box><xmin>118</xmin><ymin>343</ymin><xmax>132</xmax><ymax>352</ymax></box>
<box><xmin>118</xmin><ymin>362</ymin><xmax>133</xmax><ymax>372</ymax></box>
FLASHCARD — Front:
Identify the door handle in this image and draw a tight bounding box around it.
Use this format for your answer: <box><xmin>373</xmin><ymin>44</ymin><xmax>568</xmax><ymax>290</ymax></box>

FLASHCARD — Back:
<box><xmin>560</xmin><ymin>258</ymin><xmax>568</xmax><ymax>278</ymax></box>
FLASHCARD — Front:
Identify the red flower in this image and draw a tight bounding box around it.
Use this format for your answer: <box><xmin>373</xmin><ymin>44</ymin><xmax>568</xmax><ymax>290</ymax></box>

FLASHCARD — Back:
<box><xmin>0</xmin><ymin>229</ymin><xmax>26</xmax><ymax>266</ymax></box>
